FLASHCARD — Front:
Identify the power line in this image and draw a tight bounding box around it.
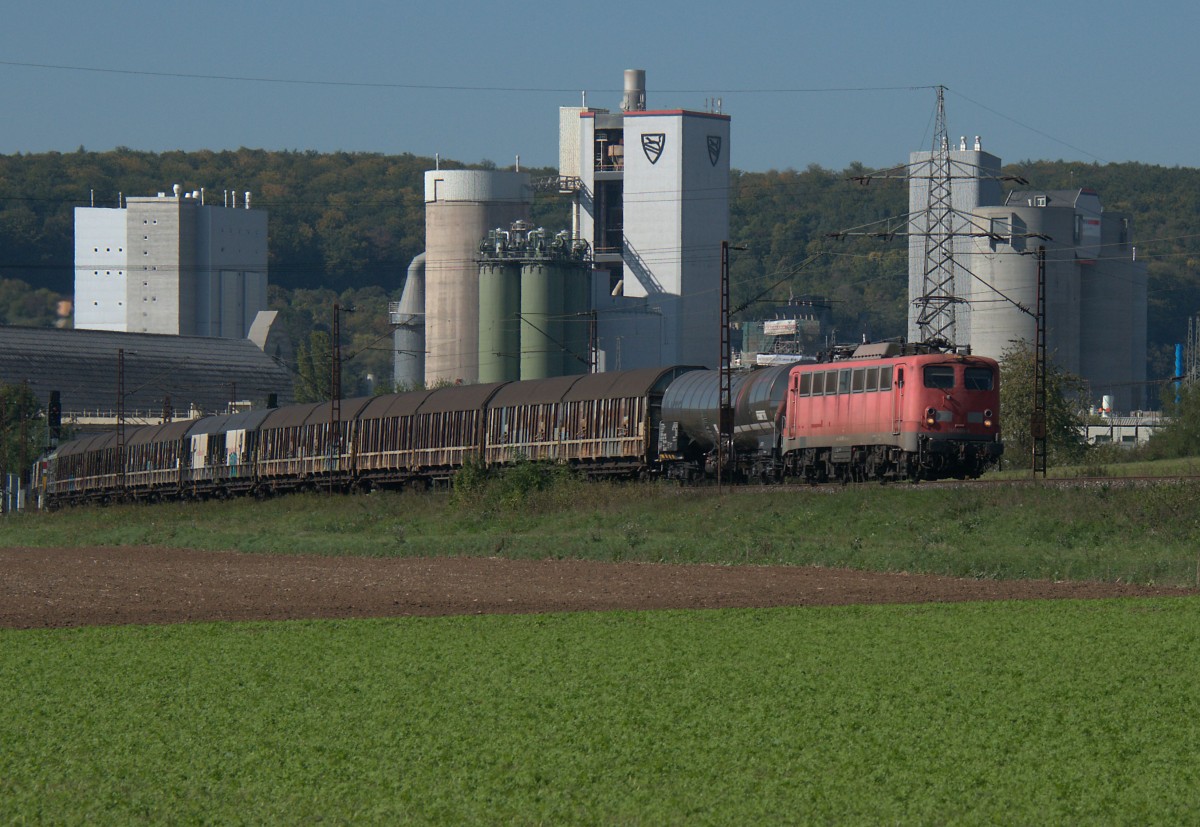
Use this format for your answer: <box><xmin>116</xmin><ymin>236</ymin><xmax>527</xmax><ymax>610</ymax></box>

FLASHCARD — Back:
<box><xmin>945</xmin><ymin>87</ymin><xmax>1108</xmax><ymax>165</ymax></box>
<box><xmin>0</xmin><ymin>60</ymin><xmax>936</xmax><ymax>96</ymax></box>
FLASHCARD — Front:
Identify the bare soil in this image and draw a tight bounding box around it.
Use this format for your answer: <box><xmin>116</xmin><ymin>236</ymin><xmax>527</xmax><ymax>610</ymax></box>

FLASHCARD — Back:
<box><xmin>2</xmin><ymin>546</ymin><xmax>1195</xmax><ymax>630</ymax></box>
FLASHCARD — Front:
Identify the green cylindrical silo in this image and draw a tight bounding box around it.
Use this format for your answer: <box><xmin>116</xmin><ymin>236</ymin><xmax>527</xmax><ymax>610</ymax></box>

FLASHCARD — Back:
<box><xmin>520</xmin><ymin>260</ymin><xmax>565</xmax><ymax>380</ymax></box>
<box><xmin>478</xmin><ymin>260</ymin><xmax>521</xmax><ymax>383</ymax></box>
<box><xmin>561</xmin><ymin>261</ymin><xmax>590</xmax><ymax>375</ymax></box>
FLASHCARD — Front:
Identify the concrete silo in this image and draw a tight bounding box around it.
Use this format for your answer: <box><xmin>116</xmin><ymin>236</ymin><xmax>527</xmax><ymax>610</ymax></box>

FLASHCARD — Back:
<box><xmin>1079</xmin><ymin>212</ymin><xmax>1146</xmax><ymax>411</ymax></box>
<box><xmin>391</xmin><ymin>252</ymin><xmax>426</xmax><ymax>389</ymax></box>
<box><xmin>559</xmin><ymin>232</ymin><xmax>592</xmax><ymax>376</ymax></box>
<box><xmin>424</xmin><ymin>170</ymin><xmax>530</xmax><ymax>385</ymax></box>
<box><xmin>906</xmin><ymin>139</ymin><xmax>1004</xmax><ymax>345</ymax></box>
<box><xmin>1128</xmin><ymin>258</ymin><xmax>1148</xmax><ymax>410</ymax></box>
<box><xmin>520</xmin><ymin>231</ymin><xmax>566</xmax><ymax>381</ymax></box>
<box><xmin>477</xmin><ymin>229</ymin><xmax>522</xmax><ymax>383</ymax></box>
<box><xmin>966</xmin><ymin>201</ymin><xmax>1079</xmax><ymax>374</ymax></box>
<box><xmin>478</xmin><ymin>222</ymin><xmax>593</xmax><ymax>382</ymax></box>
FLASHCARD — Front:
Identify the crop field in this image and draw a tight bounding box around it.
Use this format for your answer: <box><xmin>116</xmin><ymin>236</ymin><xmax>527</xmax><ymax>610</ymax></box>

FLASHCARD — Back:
<box><xmin>5</xmin><ymin>476</ymin><xmax>1200</xmax><ymax>822</ymax></box>
<box><xmin>3</xmin><ymin>599</ymin><xmax>1200</xmax><ymax>823</ymax></box>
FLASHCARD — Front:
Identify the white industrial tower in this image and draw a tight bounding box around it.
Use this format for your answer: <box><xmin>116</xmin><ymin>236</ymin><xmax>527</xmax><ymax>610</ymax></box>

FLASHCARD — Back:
<box><xmin>74</xmin><ymin>186</ymin><xmax>268</xmax><ymax>338</ymax></box>
<box><xmin>561</xmin><ymin>69</ymin><xmax>731</xmax><ymax>370</ymax></box>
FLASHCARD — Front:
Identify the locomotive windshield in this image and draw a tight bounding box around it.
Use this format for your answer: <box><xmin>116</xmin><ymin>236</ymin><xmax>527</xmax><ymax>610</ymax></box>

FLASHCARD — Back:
<box><xmin>964</xmin><ymin>367</ymin><xmax>995</xmax><ymax>391</ymax></box>
<box><xmin>923</xmin><ymin>365</ymin><xmax>955</xmax><ymax>389</ymax></box>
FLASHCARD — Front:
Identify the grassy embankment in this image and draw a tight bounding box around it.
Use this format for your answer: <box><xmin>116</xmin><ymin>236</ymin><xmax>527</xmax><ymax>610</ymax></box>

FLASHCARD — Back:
<box><xmin>4</xmin><ymin>600</ymin><xmax>1200</xmax><ymax>823</ymax></box>
<box><xmin>7</xmin><ymin>474</ymin><xmax>1200</xmax><ymax>585</ymax></box>
<box><xmin>987</xmin><ymin>454</ymin><xmax>1200</xmax><ymax>480</ymax></box>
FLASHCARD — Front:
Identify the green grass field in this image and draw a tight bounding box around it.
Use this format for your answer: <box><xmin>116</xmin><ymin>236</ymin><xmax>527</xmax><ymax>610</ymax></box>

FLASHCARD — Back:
<box><xmin>9</xmin><ymin>478</ymin><xmax>1200</xmax><ymax>585</ymax></box>
<box><xmin>4</xmin><ymin>599</ymin><xmax>1200</xmax><ymax>824</ymax></box>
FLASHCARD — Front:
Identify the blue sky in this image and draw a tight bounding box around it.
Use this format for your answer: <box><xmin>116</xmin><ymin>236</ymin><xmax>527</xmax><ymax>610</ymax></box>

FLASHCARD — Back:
<box><xmin>2</xmin><ymin>0</ymin><xmax>1196</xmax><ymax>172</ymax></box>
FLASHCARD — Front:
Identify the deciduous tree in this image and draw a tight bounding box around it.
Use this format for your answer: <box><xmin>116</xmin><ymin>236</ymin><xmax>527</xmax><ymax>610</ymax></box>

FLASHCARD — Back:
<box><xmin>0</xmin><ymin>382</ymin><xmax>44</xmax><ymax>483</ymax></box>
<box><xmin>998</xmin><ymin>342</ymin><xmax>1089</xmax><ymax>467</ymax></box>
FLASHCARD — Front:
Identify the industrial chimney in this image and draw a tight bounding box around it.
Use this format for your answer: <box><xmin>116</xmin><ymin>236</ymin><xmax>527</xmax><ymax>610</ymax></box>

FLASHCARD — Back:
<box><xmin>621</xmin><ymin>69</ymin><xmax>646</xmax><ymax>112</ymax></box>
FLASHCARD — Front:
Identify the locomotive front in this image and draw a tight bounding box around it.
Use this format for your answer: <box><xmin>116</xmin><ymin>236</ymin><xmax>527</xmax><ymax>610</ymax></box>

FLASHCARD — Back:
<box><xmin>901</xmin><ymin>353</ymin><xmax>1003</xmax><ymax>479</ymax></box>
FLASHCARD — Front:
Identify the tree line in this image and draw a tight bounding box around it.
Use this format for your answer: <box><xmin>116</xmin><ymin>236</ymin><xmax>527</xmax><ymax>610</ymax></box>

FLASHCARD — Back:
<box><xmin>2</xmin><ymin>148</ymin><xmax>1200</xmax><ymax>393</ymax></box>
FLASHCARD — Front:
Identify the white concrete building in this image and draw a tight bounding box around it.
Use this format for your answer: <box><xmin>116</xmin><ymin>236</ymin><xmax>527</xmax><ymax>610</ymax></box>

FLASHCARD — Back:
<box><xmin>567</xmin><ymin>70</ymin><xmax>731</xmax><ymax>370</ymax></box>
<box><xmin>74</xmin><ymin>187</ymin><xmax>268</xmax><ymax>338</ymax></box>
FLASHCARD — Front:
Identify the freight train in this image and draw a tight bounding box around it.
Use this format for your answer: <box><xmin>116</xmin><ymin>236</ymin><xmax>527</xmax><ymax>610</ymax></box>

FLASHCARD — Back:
<box><xmin>34</xmin><ymin>342</ymin><xmax>1002</xmax><ymax>507</ymax></box>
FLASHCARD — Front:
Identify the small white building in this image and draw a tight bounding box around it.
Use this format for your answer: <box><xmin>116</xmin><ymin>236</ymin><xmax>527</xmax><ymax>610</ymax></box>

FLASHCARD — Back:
<box><xmin>1084</xmin><ymin>414</ymin><xmax>1163</xmax><ymax>447</ymax></box>
<box><xmin>74</xmin><ymin>186</ymin><xmax>268</xmax><ymax>338</ymax></box>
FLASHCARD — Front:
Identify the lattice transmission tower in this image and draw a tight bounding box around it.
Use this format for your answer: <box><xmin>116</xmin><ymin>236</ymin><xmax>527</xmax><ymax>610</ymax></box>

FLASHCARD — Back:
<box><xmin>832</xmin><ymin>85</ymin><xmax>1032</xmax><ymax>350</ymax></box>
<box><xmin>1187</xmin><ymin>314</ymin><xmax>1200</xmax><ymax>384</ymax></box>
<box><xmin>912</xmin><ymin>86</ymin><xmax>962</xmax><ymax>345</ymax></box>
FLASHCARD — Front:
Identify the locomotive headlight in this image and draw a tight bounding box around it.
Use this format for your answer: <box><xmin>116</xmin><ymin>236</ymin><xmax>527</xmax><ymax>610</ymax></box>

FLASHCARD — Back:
<box><xmin>984</xmin><ymin>409</ymin><xmax>994</xmax><ymax>428</ymax></box>
<box><xmin>925</xmin><ymin>407</ymin><xmax>937</xmax><ymax>426</ymax></box>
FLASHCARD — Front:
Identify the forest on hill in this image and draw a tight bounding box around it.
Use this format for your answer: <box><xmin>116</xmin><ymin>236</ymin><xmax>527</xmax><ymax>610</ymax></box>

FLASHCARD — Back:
<box><xmin>1</xmin><ymin>148</ymin><xmax>1198</xmax><ymax>393</ymax></box>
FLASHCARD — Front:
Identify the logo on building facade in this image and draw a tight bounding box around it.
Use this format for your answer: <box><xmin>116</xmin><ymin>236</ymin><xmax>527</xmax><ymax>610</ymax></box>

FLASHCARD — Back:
<box><xmin>708</xmin><ymin>135</ymin><xmax>722</xmax><ymax>166</ymax></box>
<box><xmin>641</xmin><ymin>133</ymin><xmax>666</xmax><ymax>164</ymax></box>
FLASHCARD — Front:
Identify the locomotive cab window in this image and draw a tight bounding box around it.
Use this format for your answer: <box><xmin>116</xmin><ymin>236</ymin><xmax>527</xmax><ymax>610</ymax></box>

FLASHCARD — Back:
<box><xmin>924</xmin><ymin>365</ymin><xmax>955</xmax><ymax>389</ymax></box>
<box><xmin>881</xmin><ymin>367</ymin><xmax>893</xmax><ymax>391</ymax></box>
<box><xmin>810</xmin><ymin>372</ymin><xmax>824</xmax><ymax>395</ymax></box>
<box><xmin>964</xmin><ymin>367</ymin><xmax>994</xmax><ymax>391</ymax></box>
<box><xmin>799</xmin><ymin>373</ymin><xmax>812</xmax><ymax>397</ymax></box>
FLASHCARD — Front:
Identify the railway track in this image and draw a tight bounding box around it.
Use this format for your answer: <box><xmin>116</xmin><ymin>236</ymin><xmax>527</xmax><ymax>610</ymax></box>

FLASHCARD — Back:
<box><xmin>704</xmin><ymin>473</ymin><xmax>1200</xmax><ymax>494</ymax></box>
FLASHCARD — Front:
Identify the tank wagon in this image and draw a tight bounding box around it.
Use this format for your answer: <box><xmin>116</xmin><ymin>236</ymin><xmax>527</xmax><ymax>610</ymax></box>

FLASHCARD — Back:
<box><xmin>659</xmin><ymin>363</ymin><xmax>795</xmax><ymax>481</ymax></box>
<box><xmin>35</xmin><ymin>345</ymin><xmax>1002</xmax><ymax>506</ymax></box>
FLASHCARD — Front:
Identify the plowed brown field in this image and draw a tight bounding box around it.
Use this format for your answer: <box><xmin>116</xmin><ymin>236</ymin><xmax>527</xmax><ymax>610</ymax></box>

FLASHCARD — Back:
<box><xmin>2</xmin><ymin>546</ymin><xmax>1194</xmax><ymax>629</ymax></box>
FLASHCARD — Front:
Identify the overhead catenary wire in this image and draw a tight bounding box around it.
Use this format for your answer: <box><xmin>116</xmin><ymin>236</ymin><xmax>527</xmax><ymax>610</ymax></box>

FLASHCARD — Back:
<box><xmin>0</xmin><ymin>60</ymin><xmax>935</xmax><ymax>96</ymax></box>
<box><xmin>0</xmin><ymin>65</ymin><xmax>1113</xmax><ymax>190</ymax></box>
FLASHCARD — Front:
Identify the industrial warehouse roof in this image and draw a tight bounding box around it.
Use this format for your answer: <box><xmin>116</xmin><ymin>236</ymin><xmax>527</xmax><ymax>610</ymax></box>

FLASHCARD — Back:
<box><xmin>1004</xmin><ymin>188</ymin><xmax>1094</xmax><ymax>208</ymax></box>
<box><xmin>0</xmin><ymin>326</ymin><xmax>294</xmax><ymax>417</ymax></box>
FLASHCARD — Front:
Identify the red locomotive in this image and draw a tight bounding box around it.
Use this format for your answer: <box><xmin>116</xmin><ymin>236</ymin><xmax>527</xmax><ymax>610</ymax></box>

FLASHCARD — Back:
<box><xmin>658</xmin><ymin>342</ymin><xmax>1002</xmax><ymax>483</ymax></box>
<box><xmin>779</xmin><ymin>343</ymin><xmax>1002</xmax><ymax>482</ymax></box>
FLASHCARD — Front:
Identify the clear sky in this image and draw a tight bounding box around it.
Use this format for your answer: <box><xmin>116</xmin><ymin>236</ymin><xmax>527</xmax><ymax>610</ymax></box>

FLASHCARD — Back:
<box><xmin>2</xmin><ymin>0</ymin><xmax>1197</xmax><ymax>173</ymax></box>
